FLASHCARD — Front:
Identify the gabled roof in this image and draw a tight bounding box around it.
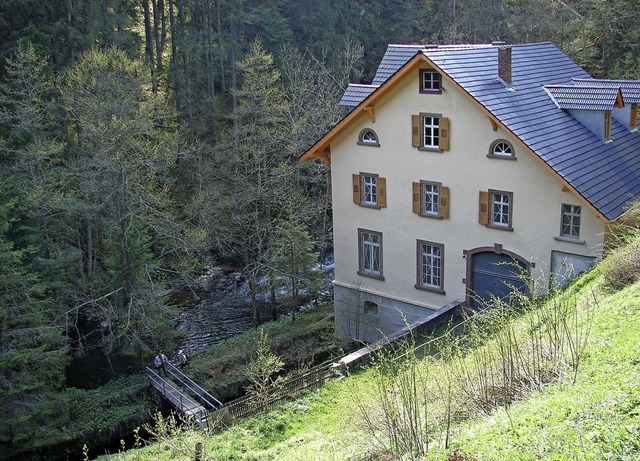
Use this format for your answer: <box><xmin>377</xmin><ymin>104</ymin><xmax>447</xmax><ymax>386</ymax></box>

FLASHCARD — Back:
<box><xmin>573</xmin><ymin>78</ymin><xmax>640</xmax><ymax>103</ymax></box>
<box><xmin>372</xmin><ymin>44</ymin><xmax>425</xmax><ymax>85</ymax></box>
<box><xmin>544</xmin><ymin>84</ymin><xmax>624</xmax><ymax>110</ymax></box>
<box><xmin>339</xmin><ymin>84</ymin><xmax>377</xmax><ymax>107</ymax></box>
<box><xmin>302</xmin><ymin>42</ymin><xmax>640</xmax><ymax>222</ymax></box>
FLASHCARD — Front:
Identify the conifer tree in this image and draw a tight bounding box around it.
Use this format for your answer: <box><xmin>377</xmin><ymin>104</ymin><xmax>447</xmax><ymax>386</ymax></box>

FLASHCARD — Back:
<box><xmin>0</xmin><ymin>188</ymin><xmax>70</xmax><ymax>448</ymax></box>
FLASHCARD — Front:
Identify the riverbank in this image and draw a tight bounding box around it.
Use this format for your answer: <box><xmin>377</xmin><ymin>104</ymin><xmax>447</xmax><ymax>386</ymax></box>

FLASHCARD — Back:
<box><xmin>1</xmin><ymin>268</ymin><xmax>339</xmax><ymax>461</ymax></box>
<box><xmin>73</xmin><ymin>302</ymin><xmax>339</xmax><ymax>461</ymax></box>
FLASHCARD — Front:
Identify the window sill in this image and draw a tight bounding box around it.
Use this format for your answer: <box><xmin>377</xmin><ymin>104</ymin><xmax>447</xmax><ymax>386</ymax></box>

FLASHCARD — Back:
<box><xmin>554</xmin><ymin>236</ymin><xmax>585</xmax><ymax>245</ymax></box>
<box><xmin>419</xmin><ymin>89</ymin><xmax>442</xmax><ymax>95</ymax></box>
<box><xmin>486</xmin><ymin>224</ymin><xmax>513</xmax><ymax>231</ymax></box>
<box><xmin>357</xmin><ymin>141</ymin><xmax>380</xmax><ymax>147</ymax></box>
<box><xmin>419</xmin><ymin>213</ymin><xmax>444</xmax><ymax>220</ymax></box>
<box><xmin>358</xmin><ymin>271</ymin><xmax>385</xmax><ymax>281</ymax></box>
<box><xmin>486</xmin><ymin>154</ymin><xmax>517</xmax><ymax>160</ymax></box>
<box><xmin>418</xmin><ymin>147</ymin><xmax>443</xmax><ymax>153</ymax></box>
<box><xmin>415</xmin><ymin>284</ymin><xmax>445</xmax><ymax>295</ymax></box>
<box><xmin>358</xmin><ymin>203</ymin><xmax>383</xmax><ymax>209</ymax></box>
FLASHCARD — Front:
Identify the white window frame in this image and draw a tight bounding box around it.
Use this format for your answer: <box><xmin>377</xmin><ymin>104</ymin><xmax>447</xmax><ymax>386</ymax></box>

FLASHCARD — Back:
<box><xmin>358</xmin><ymin>229</ymin><xmax>383</xmax><ymax>279</ymax></box>
<box><xmin>357</xmin><ymin>128</ymin><xmax>380</xmax><ymax>146</ymax></box>
<box><xmin>491</xmin><ymin>191</ymin><xmax>512</xmax><ymax>229</ymax></box>
<box><xmin>422</xmin><ymin>182</ymin><xmax>440</xmax><ymax>216</ymax></box>
<box><xmin>416</xmin><ymin>240</ymin><xmax>444</xmax><ymax>293</ymax></box>
<box><xmin>560</xmin><ymin>204</ymin><xmax>581</xmax><ymax>239</ymax></box>
<box><xmin>362</xmin><ymin>174</ymin><xmax>377</xmax><ymax>206</ymax></box>
<box><xmin>422</xmin><ymin>115</ymin><xmax>440</xmax><ymax>149</ymax></box>
<box><xmin>419</xmin><ymin>69</ymin><xmax>442</xmax><ymax>94</ymax></box>
<box><xmin>488</xmin><ymin>139</ymin><xmax>516</xmax><ymax>159</ymax></box>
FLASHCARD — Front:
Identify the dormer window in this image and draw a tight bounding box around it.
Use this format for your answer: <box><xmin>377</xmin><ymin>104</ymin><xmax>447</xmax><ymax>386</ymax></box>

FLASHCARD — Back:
<box><xmin>488</xmin><ymin>139</ymin><xmax>516</xmax><ymax>159</ymax></box>
<box><xmin>545</xmin><ymin>84</ymin><xmax>623</xmax><ymax>141</ymax></box>
<box><xmin>357</xmin><ymin>128</ymin><xmax>380</xmax><ymax>146</ymax></box>
<box><xmin>419</xmin><ymin>69</ymin><xmax>441</xmax><ymax>94</ymax></box>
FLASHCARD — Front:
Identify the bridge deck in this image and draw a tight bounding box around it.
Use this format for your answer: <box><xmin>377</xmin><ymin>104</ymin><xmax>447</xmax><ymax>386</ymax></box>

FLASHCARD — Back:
<box><xmin>147</xmin><ymin>363</ymin><xmax>222</xmax><ymax>428</ymax></box>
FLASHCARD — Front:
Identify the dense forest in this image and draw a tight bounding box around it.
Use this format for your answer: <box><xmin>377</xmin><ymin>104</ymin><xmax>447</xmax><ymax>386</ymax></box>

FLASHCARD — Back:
<box><xmin>0</xmin><ymin>0</ymin><xmax>638</xmax><ymax>458</ymax></box>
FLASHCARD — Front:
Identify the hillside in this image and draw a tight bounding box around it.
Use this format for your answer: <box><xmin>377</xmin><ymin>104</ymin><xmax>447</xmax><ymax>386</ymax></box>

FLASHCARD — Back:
<box><xmin>96</xmin><ymin>242</ymin><xmax>640</xmax><ymax>460</ymax></box>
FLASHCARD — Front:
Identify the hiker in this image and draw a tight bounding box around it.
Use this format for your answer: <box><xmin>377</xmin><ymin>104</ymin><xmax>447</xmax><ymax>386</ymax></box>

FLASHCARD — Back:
<box><xmin>176</xmin><ymin>349</ymin><xmax>188</xmax><ymax>369</ymax></box>
<box><xmin>154</xmin><ymin>350</ymin><xmax>168</xmax><ymax>376</ymax></box>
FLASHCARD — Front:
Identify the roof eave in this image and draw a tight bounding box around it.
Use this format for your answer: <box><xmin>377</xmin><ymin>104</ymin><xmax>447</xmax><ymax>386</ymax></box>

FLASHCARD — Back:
<box><xmin>299</xmin><ymin>52</ymin><xmax>427</xmax><ymax>164</ymax></box>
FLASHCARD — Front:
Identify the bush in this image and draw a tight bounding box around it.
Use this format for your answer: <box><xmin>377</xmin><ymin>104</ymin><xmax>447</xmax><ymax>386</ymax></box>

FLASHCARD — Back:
<box><xmin>601</xmin><ymin>201</ymin><xmax>640</xmax><ymax>289</ymax></box>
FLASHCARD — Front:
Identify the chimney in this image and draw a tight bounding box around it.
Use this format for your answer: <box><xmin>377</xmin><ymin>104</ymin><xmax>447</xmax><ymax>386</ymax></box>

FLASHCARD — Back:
<box><xmin>498</xmin><ymin>46</ymin><xmax>512</xmax><ymax>85</ymax></box>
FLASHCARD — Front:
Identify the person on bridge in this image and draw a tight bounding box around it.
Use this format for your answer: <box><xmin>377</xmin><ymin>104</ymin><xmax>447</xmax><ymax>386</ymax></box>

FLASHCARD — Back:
<box><xmin>176</xmin><ymin>349</ymin><xmax>188</xmax><ymax>369</ymax></box>
<box><xmin>154</xmin><ymin>350</ymin><xmax>169</xmax><ymax>376</ymax></box>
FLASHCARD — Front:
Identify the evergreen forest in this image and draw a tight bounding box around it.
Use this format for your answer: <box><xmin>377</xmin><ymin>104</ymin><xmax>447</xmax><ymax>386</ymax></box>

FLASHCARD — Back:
<box><xmin>0</xmin><ymin>0</ymin><xmax>638</xmax><ymax>459</ymax></box>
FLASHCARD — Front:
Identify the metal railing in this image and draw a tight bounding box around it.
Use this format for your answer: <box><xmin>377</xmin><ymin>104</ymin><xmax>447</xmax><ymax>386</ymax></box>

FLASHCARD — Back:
<box><xmin>165</xmin><ymin>362</ymin><xmax>223</xmax><ymax>410</ymax></box>
<box><xmin>146</xmin><ymin>366</ymin><xmax>209</xmax><ymax>426</ymax></box>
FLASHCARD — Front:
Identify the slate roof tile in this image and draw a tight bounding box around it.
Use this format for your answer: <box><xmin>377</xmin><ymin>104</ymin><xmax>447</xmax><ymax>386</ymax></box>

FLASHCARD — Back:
<box><xmin>544</xmin><ymin>85</ymin><xmax>621</xmax><ymax>110</ymax></box>
<box><xmin>573</xmin><ymin>78</ymin><xmax>640</xmax><ymax>103</ymax></box>
<box><xmin>341</xmin><ymin>42</ymin><xmax>640</xmax><ymax>220</ymax></box>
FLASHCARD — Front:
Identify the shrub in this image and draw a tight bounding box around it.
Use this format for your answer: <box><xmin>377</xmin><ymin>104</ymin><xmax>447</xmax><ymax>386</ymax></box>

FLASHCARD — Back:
<box><xmin>601</xmin><ymin>201</ymin><xmax>640</xmax><ymax>289</ymax></box>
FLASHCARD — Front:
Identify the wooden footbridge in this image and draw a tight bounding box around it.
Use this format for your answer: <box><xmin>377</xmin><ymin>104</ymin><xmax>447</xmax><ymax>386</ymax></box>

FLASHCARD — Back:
<box><xmin>146</xmin><ymin>362</ymin><xmax>223</xmax><ymax>429</ymax></box>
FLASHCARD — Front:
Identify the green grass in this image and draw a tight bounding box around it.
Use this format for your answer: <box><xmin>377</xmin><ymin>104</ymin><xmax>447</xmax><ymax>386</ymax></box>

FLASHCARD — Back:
<box><xmin>96</xmin><ymin>261</ymin><xmax>640</xmax><ymax>461</ymax></box>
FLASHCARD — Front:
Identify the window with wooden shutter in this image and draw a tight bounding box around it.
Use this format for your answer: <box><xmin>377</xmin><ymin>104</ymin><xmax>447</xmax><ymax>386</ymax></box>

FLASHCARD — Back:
<box><xmin>439</xmin><ymin>117</ymin><xmax>450</xmax><ymax>150</ymax></box>
<box><xmin>480</xmin><ymin>190</ymin><xmax>514</xmax><ymax>230</ymax></box>
<box><xmin>377</xmin><ymin>177</ymin><xmax>387</xmax><ymax>208</ymax></box>
<box><xmin>413</xmin><ymin>113</ymin><xmax>449</xmax><ymax>151</ymax></box>
<box><xmin>413</xmin><ymin>181</ymin><xmax>449</xmax><ymax>219</ymax></box>
<box><xmin>353</xmin><ymin>173</ymin><xmax>385</xmax><ymax>209</ymax></box>
<box><xmin>412</xmin><ymin>182</ymin><xmax>421</xmax><ymax>213</ymax></box>
<box><xmin>352</xmin><ymin>174</ymin><xmax>361</xmax><ymax>204</ymax></box>
<box><xmin>411</xmin><ymin>115</ymin><xmax>420</xmax><ymax>147</ymax></box>
<box><xmin>439</xmin><ymin>186</ymin><xmax>450</xmax><ymax>218</ymax></box>
<box><xmin>479</xmin><ymin>191</ymin><xmax>489</xmax><ymax>225</ymax></box>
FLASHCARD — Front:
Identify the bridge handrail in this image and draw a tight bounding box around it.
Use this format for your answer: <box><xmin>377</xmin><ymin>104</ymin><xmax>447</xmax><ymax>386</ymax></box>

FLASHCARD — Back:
<box><xmin>165</xmin><ymin>362</ymin><xmax>223</xmax><ymax>410</ymax></box>
<box><xmin>145</xmin><ymin>366</ymin><xmax>207</xmax><ymax>419</ymax></box>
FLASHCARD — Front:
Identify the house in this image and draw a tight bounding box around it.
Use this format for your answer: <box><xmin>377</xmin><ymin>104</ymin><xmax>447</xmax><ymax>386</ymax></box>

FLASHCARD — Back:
<box><xmin>300</xmin><ymin>42</ymin><xmax>640</xmax><ymax>344</ymax></box>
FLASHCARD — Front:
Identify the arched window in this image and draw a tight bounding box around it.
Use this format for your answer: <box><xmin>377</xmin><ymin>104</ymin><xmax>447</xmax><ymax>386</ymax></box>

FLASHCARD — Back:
<box><xmin>357</xmin><ymin>128</ymin><xmax>380</xmax><ymax>146</ymax></box>
<box><xmin>488</xmin><ymin>139</ymin><xmax>515</xmax><ymax>159</ymax></box>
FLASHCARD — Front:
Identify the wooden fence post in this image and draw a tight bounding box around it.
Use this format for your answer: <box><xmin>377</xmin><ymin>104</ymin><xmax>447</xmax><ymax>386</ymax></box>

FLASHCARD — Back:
<box><xmin>195</xmin><ymin>442</ymin><xmax>202</xmax><ymax>461</ymax></box>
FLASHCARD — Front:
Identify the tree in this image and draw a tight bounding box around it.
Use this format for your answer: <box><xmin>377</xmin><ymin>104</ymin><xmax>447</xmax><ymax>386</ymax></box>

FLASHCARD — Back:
<box><xmin>0</xmin><ymin>46</ymin><xmax>72</xmax><ymax>449</ymax></box>
<box><xmin>59</xmin><ymin>47</ymin><xmax>181</xmax><ymax>361</ymax></box>
<box><xmin>268</xmin><ymin>218</ymin><xmax>320</xmax><ymax>319</ymax></box>
<box><xmin>200</xmin><ymin>40</ymin><xmax>291</xmax><ymax>324</ymax></box>
<box><xmin>244</xmin><ymin>328</ymin><xmax>284</xmax><ymax>407</ymax></box>
<box><xmin>0</xmin><ymin>187</ymin><xmax>70</xmax><ymax>449</ymax></box>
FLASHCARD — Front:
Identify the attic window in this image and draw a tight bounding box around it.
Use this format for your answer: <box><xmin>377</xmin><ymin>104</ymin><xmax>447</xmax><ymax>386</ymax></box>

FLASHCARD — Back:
<box><xmin>487</xmin><ymin>139</ymin><xmax>516</xmax><ymax>159</ymax></box>
<box><xmin>419</xmin><ymin>69</ymin><xmax>442</xmax><ymax>94</ymax></box>
<box><xmin>357</xmin><ymin>128</ymin><xmax>380</xmax><ymax>146</ymax></box>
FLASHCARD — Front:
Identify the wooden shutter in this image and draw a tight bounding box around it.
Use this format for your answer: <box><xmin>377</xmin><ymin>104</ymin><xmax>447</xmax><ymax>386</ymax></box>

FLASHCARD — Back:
<box><xmin>439</xmin><ymin>186</ymin><xmax>450</xmax><ymax>218</ymax></box>
<box><xmin>412</xmin><ymin>182</ymin><xmax>421</xmax><ymax>213</ymax></box>
<box><xmin>411</xmin><ymin>115</ymin><xmax>421</xmax><ymax>147</ymax></box>
<box><xmin>439</xmin><ymin>117</ymin><xmax>450</xmax><ymax>150</ymax></box>
<box><xmin>352</xmin><ymin>174</ymin><xmax>361</xmax><ymax>204</ymax></box>
<box><xmin>479</xmin><ymin>191</ymin><xmax>489</xmax><ymax>225</ymax></box>
<box><xmin>631</xmin><ymin>103</ymin><xmax>638</xmax><ymax>128</ymax></box>
<box><xmin>377</xmin><ymin>177</ymin><xmax>387</xmax><ymax>208</ymax></box>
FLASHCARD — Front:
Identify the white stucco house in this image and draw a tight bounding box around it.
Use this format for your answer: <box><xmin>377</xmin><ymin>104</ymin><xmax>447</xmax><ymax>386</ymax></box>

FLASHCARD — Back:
<box><xmin>301</xmin><ymin>42</ymin><xmax>640</xmax><ymax>344</ymax></box>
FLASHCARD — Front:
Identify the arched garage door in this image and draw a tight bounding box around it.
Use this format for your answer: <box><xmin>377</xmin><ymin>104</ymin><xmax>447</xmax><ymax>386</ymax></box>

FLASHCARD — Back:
<box><xmin>466</xmin><ymin>247</ymin><xmax>529</xmax><ymax>309</ymax></box>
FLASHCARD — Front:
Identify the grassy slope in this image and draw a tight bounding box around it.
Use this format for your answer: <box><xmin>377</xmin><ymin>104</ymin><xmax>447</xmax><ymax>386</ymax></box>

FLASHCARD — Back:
<box><xmin>97</xmin><ymin>267</ymin><xmax>640</xmax><ymax>461</ymax></box>
<box><xmin>437</xmin><ymin>272</ymin><xmax>640</xmax><ymax>461</ymax></box>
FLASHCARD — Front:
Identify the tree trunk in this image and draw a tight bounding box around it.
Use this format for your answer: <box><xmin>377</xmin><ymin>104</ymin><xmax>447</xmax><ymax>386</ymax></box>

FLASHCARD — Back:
<box><xmin>142</xmin><ymin>0</ymin><xmax>158</xmax><ymax>92</ymax></box>
<box><xmin>153</xmin><ymin>0</ymin><xmax>164</xmax><ymax>71</ymax></box>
